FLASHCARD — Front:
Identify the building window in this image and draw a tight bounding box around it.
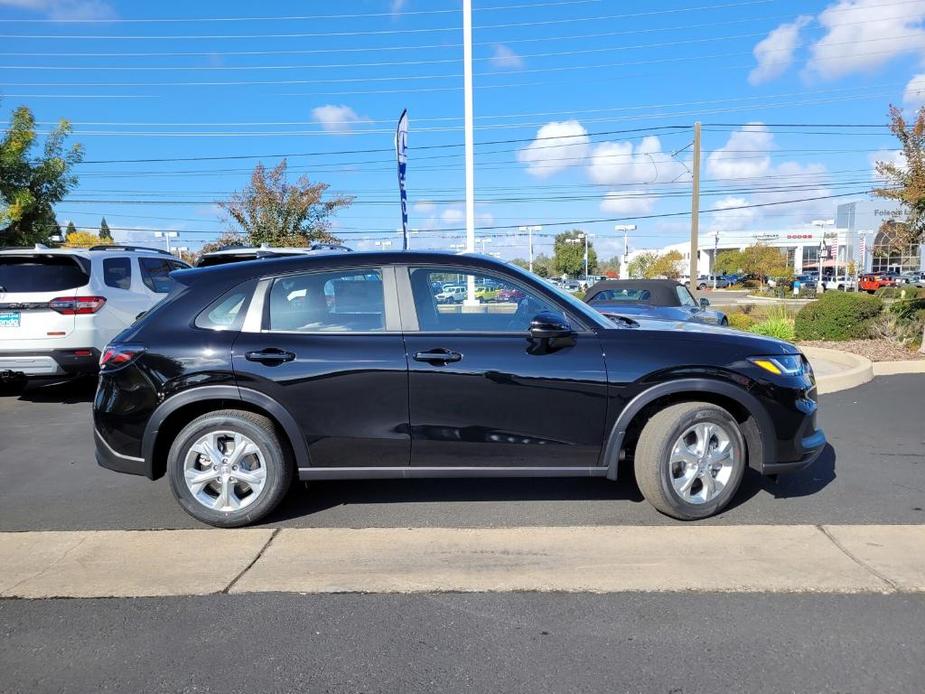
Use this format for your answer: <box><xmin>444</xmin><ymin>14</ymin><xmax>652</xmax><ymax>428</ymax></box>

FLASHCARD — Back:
<box><xmin>872</xmin><ymin>222</ymin><xmax>920</xmax><ymax>273</ymax></box>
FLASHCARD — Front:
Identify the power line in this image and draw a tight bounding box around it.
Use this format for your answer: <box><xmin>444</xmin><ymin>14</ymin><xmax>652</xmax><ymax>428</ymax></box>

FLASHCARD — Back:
<box><xmin>0</xmin><ymin>1</ymin><xmax>776</xmax><ymax>40</ymax></box>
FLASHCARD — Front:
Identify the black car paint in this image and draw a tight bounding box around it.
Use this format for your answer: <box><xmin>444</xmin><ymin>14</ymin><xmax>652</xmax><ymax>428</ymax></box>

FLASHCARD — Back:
<box><xmin>93</xmin><ymin>251</ymin><xmax>823</xmax><ymax>484</ymax></box>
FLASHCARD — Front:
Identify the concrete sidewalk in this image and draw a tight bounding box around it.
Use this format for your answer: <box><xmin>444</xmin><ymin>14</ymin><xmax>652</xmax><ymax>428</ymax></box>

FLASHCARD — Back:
<box><xmin>1</xmin><ymin>525</ymin><xmax>922</xmax><ymax>598</ymax></box>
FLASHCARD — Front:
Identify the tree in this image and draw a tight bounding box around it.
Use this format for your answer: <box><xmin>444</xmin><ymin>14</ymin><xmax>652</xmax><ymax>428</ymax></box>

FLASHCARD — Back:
<box><xmin>218</xmin><ymin>160</ymin><xmax>352</xmax><ymax>247</ymax></box>
<box><xmin>65</xmin><ymin>220</ymin><xmax>77</xmax><ymax>237</ymax></box>
<box><xmin>874</xmin><ymin>105</ymin><xmax>925</xmax><ymax>351</ymax></box>
<box><xmin>713</xmin><ymin>249</ymin><xmax>744</xmax><ymax>275</ymax></box>
<box><xmin>532</xmin><ymin>253</ymin><xmax>554</xmax><ymax>278</ymax></box>
<box><xmin>65</xmin><ymin>230</ymin><xmax>108</xmax><ymax>248</ymax></box>
<box><xmin>627</xmin><ymin>251</ymin><xmax>658</xmax><ymax>278</ymax></box>
<box><xmin>738</xmin><ymin>243</ymin><xmax>790</xmax><ymax>288</ymax></box>
<box><xmin>509</xmin><ymin>257</ymin><xmax>530</xmax><ymax>271</ymax></box>
<box><xmin>553</xmin><ymin>229</ymin><xmax>597</xmax><ymax>277</ymax></box>
<box><xmin>99</xmin><ymin>217</ymin><xmax>112</xmax><ymax>241</ymax></box>
<box><xmin>0</xmin><ymin>105</ymin><xmax>84</xmax><ymax>247</ymax></box>
<box><xmin>200</xmin><ymin>230</ymin><xmax>246</xmax><ymax>256</ymax></box>
<box><xmin>649</xmin><ymin>250</ymin><xmax>684</xmax><ymax>279</ymax></box>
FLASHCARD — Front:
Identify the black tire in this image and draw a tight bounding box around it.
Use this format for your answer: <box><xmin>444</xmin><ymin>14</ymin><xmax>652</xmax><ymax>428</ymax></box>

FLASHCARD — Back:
<box><xmin>633</xmin><ymin>402</ymin><xmax>746</xmax><ymax>521</ymax></box>
<box><xmin>167</xmin><ymin>409</ymin><xmax>293</xmax><ymax>528</ymax></box>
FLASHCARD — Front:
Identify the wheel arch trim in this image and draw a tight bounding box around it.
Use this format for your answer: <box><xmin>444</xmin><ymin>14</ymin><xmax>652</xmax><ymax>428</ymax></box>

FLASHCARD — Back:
<box><xmin>602</xmin><ymin>377</ymin><xmax>776</xmax><ymax>480</ymax></box>
<box><xmin>141</xmin><ymin>384</ymin><xmax>310</xmax><ymax>478</ymax></box>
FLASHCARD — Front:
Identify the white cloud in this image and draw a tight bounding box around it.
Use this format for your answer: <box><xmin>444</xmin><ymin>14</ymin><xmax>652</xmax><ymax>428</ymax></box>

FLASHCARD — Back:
<box><xmin>311</xmin><ymin>105</ymin><xmax>370</xmax><ymax>134</ymax></box>
<box><xmin>706</xmin><ymin>123</ymin><xmax>774</xmax><ymax>180</ymax></box>
<box><xmin>748</xmin><ymin>15</ymin><xmax>812</xmax><ymax>85</ymax></box>
<box><xmin>413</xmin><ymin>200</ymin><xmax>436</xmax><ymax>214</ymax></box>
<box><xmin>440</xmin><ymin>207</ymin><xmax>465</xmax><ymax>224</ymax></box>
<box><xmin>806</xmin><ymin>0</ymin><xmax>925</xmax><ymax>80</ymax></box>
<box><xmin>490</xmin><ymin>44</ymin><xmax>525</xmax><ymax>70</ymax></box>
<box><xmin>600</xmin><ymin>191</ymin><xmax>656</xmax><ymax>215</ymax></box>
<box><xmin>870</xmin><ymin>149</ymin><xmax>906</xmax><ymax>180</ymax></box>
<box><xmin>588</xmin><ymin>135</ymin><xmax>688</xmax><ymax>186</ymax></box>
<box><xmin>710</xmin><ymin>196</ymin><xmax>759</xmax><ymax>231</ymax></box>
<box><xmin>0</xmin><ymin>0</ymin><xmax>113</xmax><ymax>19</ymax></box>
<box><xmin>517</xmin><ymin>120</ymin><xmax>589</xmax><ymax>178</ymax></box>
<box><xmin>904</xmin><ymin>74</ymin><xmax>925</xmax><ymax>106</ymax></box>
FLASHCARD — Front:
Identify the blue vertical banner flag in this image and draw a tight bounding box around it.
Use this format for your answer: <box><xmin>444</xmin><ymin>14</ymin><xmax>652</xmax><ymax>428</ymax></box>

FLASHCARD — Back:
<box><xmin>395</xmin><ymin>109</ymin><xmax>409</xmax><ymax>250</ymax></box>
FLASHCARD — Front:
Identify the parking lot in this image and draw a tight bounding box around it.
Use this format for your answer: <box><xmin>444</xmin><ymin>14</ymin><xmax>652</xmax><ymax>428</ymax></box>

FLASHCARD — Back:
<box><xmin>1</xmin><ymin>374</ymin><xmax>922</xmax><ymax>532</ymax></box>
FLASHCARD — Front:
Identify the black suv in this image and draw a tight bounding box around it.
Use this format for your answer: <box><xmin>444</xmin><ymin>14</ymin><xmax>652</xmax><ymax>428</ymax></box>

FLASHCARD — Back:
<box><xmin>93</xmin><ymin>251</ymin><xmax>825</xmax><ymax>527</ymax></box>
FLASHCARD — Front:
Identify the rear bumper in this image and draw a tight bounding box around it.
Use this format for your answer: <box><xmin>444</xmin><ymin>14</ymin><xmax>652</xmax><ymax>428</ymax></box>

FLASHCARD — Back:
<box><xmin>94</xmin><ymin>427</ymin><xmax>148</xmax><ymax>477</ymax></box>
<box><xmin>0</xmin><ymin>348</ymin><xmax>100</xmax><ymax>377</ymax></box>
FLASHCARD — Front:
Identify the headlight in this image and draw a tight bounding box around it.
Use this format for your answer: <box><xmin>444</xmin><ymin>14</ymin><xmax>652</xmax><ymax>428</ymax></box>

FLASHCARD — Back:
<box><xmin>749</xmin><ymin>355</ymin><xmax>805</xmax><ymax>376</ymax></box>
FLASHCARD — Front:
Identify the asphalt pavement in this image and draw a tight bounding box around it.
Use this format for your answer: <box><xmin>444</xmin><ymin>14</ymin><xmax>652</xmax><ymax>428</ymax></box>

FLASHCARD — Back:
<box><xmin>0</xmin><ymin>375</ymin><xmax>922</xmax><ymax>530</ymax></box>
<box><xmin>2</xmin><ymin>592</ymin><xmax>924</xmax><ymax>693</ymax></box>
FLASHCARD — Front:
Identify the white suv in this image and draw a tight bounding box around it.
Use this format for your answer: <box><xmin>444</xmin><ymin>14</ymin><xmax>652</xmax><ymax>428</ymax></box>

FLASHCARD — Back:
<box><xmin>0</xmin><ymin>244</ymin><xmax>189</xmax><ymax>381</ymax></box>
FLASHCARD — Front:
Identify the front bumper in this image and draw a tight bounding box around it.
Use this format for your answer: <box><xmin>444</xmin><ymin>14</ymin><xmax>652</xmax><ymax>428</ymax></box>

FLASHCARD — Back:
<box><xmin>0</xmin><ymin>348</ymin><xmax>100</xmax><ymax>378</ymax></box>
<box><xmin>762</xmin><ymin>428</ymin><xmax>826</xmax><ymax>475</ymax></box>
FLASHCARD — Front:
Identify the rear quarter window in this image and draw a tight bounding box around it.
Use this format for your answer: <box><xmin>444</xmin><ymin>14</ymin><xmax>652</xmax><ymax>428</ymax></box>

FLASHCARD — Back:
<box><xmin>194</xmin><ymin>282</ymin><xmax>255</xmax><ymax>331</ymax></box>
<box><xmin>0</xmin><ymin>255</ymin><xmax>90</xmax><ymax>292</ymax></box>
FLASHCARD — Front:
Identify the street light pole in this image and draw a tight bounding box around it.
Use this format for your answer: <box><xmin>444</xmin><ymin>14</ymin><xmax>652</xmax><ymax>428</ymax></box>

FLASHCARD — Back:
<box><xmin>584</xmin><ymin>234</ymin><xmax>589</xmax><ymax>282</ymax></box>
<box><xmin>713</xmin><ymin>230</ymin><xmax>719</xmax><ymax>290</ymax></box>
<box><xmin>154</xmin><ymin>231</ymin><xmax>178</xmax><ymax>254</ymax></box>
<box><xmin>614</xmin><ymin>224</ymin><xmax>636</xmax><ymax>278</ymax></box>
<box><xmin>518</xmin><ymin>225</ymin><xmax>541</xmax><ymax>273</ymax></box>
<box><xmin>813</xmin><ymin>219</ymin><xmax>834</xmax><ymax>292</ymax></box>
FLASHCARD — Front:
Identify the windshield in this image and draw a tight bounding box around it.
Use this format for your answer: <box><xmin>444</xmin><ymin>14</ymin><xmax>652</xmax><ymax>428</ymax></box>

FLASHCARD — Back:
<box><xmin>0</xmin><ymin>255</ymin><xmax>90</xmax><ymax>293</ymax></box>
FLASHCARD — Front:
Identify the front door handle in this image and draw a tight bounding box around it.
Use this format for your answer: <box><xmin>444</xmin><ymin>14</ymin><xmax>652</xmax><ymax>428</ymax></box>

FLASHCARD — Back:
<box><xmin>413</xmin><ymin>348</ymin><xmax>462</xmax><ymax>364</ymax></box>
<box><xmin>245</xmin><ymin>348</ymin><xmax>295</xmax><ymax>365</ymax></box>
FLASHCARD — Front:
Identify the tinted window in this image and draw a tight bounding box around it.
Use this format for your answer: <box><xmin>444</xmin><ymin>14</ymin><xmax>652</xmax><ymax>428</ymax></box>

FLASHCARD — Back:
<box><xmin>589</xmin><ymin>288</ymin><xmax>651</xmax><ymax>303</ymax></box>
<box><xmin>410</xmin><ymin>268</ymin><xmax>561</xmax><ymax>333</ymax></box>
<box><xmin>195</xmin><ymin>284</ymin><xmax>253</xmax><ymax>331</ymax></box>
<box><xmin>103</xmin><ymin>257</ymin><xmax>132</xmax><ymax>290</ymax></box>
<box><xmin>0</xmin><ymin>255</ymin><xmax>89</xmax><ymax>293</ymax></box>
<box><xmin>676</xmin><ymin>286</ymin><xmax>698</xmax><ymax>307</ymax></box>
<box><xmin>139</xmin><ymin>258</ymin><xmax>177</xmax><ymax>293</ymax></box>
<box><xmin>268</xmin><ymin>269</ymin><xmax>384</xmax><ymax>332</ymax></box>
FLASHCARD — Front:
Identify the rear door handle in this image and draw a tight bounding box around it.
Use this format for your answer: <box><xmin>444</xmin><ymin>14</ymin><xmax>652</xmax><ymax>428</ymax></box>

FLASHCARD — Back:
<box><xmin>245</xmin><ymin>348</ymin><xmax>295</xmax><ymax>365</ymax></box>
<box><xmin>413</xmin><ymin>348</ymin><xmax>462</xmax><ymax>364</ymax></box>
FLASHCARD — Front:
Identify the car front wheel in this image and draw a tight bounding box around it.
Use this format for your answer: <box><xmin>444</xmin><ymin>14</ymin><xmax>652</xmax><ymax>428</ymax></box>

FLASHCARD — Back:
<box><xmin>633</xmin><ymin>402</ymin><xmax>746</xmax><ymax>520</ymax></box>
<box><xmin>167</xmin><ymin>409</ymin><xmax>292</xmax><ymax>527</ymax></box>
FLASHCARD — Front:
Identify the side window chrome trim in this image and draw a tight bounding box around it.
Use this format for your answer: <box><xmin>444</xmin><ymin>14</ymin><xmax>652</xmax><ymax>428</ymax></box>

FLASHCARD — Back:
<box><xmin>241</xmin><ymin>278</ymin><xmax>270</xmax><ymax>333</ymax></box>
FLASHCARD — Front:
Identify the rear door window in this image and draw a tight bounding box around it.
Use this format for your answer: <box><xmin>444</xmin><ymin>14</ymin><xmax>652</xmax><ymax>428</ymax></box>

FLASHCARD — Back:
<box><xmin>0</xmin><ymin>255</ymin><xmax>90</xmax><ymax>293</ymax></box>
<box><xmin>138</xmin><ymin>257</ymin><xmax>182</xmax><ymax>293</ymax></box>
<box><xmin>103</xmin><ymin>257</ymin><xmax>132</xmax><ymax>290</ymax></box>
<box><xmin>268</xmin><ymin>269</ymin><xmax>385</xmax><ymax>332</ymax></box>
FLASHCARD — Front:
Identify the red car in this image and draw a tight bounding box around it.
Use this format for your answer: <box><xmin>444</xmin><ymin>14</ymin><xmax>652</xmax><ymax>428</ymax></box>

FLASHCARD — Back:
<box><xmin>859</xmin><ymin>273</ymin><xmax>899</xmax><ymax>293</ymax></box>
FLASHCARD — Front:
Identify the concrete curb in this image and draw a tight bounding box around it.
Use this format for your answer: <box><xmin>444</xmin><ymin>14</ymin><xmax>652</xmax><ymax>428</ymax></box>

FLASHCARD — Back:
<box><xmin>745</xmin><ymin>294</ymin><xmax>815</xmax><ymax>303</ymax></box>
<box><xmin>872</xmin><ymin>359</ymin><xmax>925</xmax><ymax>376</ymax></box>
<box><xmin>800</xmin><ymin>346</ymin><xmax>874</xmax><ymax>394</ymax></box>
<box><xmin>2</xmin><ymin>525</ymin><xmax>924</xmax><ymax>598</ymax></box>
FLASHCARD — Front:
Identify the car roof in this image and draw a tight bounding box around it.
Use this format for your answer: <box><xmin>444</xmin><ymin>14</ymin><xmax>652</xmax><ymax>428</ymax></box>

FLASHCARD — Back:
<box><xmin>0</xmin><ymin>244</ymin><xmax>174</xmax><ymax>258</ymax></box>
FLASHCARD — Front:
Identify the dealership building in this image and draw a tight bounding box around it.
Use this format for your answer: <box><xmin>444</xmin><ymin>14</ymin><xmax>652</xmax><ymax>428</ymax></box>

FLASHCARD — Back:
<box><xmin>623</xmin><ymin>198</ymin><xmax>923</xmax><ymax>277</ymax></box>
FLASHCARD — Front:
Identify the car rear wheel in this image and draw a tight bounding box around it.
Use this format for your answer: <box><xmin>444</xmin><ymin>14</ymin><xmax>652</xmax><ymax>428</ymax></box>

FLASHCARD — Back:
<box><xmin>633</xmin><ymin>402</ymin><xmax>746</xmax><ymax>520</ymax></box>
<box><xmin>167</xmin><ymin>409</ymin><xmax>292</xmax><ymax>527</ymax></box>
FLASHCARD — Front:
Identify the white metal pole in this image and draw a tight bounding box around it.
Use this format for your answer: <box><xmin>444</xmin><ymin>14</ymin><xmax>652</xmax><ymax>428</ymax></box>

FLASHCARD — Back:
<box><xmin>463</xmin><ymin>0</ymin><xmax>476</xmax><ymax>304</ymax></box>
<box><xmin>713</xmin><ymin>230</ymin><xmax>719</xmax><ymax>290</ymax></box>
<box><xmin>584</xmin><ymin>235</ymin><xmax>589</xmax><ymax>282</ymax></box>
<box><xmin>529</xmin><ymin>227</ymin><xmax>533</xmax><ymax>272</ymax></box>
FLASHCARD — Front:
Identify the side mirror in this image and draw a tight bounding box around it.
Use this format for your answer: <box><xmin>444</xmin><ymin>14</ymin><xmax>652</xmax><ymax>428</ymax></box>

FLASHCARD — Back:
<box><xmin>529</xmin><ymin>311</ymin><xmax>573</xmax><ymax>339</ymax></box>
<box><xmin>699</xmin><ymin>297</ymin><xmax>710</xmax><ymax>308</ymax></box>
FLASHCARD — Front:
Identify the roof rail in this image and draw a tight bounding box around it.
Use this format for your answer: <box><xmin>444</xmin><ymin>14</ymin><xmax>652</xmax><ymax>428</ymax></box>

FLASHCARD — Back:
<box><xmin>88</xmin><ymin>244</ymin><xmax>172</xmax><ymax>255</ymax></box>
<box><xmin>310</xmin><ymin>243</ymin><xmax>352</xmax><ymax>252</ymax></box>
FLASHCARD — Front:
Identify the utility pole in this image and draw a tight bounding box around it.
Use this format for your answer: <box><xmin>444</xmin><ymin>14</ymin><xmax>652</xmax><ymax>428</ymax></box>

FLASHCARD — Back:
<box><xmin>462</xmin><ymin>0</ymin><xmax>476</xmax><ymax>304</ymax></box>
<box><xmin>584</xmin><ymin>233</ymin><xmax>590</xmax><ymax>283</ymax></box>
<box><xmin>713</xmin><ymin>230</ymin><xmax>719</xmax><ymax>290</ymax></box>
<box><xmin>690</xmin><ymin>121</ymin><xmax>702</xmax><ymax>283</ymax></box>
<box><xmin>518</xmin><ymin>225</ymin><xmax>541</xmax><ymax>273</ymax></box>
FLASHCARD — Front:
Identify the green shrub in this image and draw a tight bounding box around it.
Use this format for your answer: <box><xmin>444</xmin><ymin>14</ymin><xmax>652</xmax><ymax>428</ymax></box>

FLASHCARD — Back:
<box><xmin>749</xmin><ymin>317</ymin><xmax>796</xmax><ymax>341</ymax></box>
<box><xmin>727</xmin><ymin>312</ymin><xmax>756</xmax><ymax>331</ymax></box>
<box><xmin>794</xmin><ymin>292</ymin><xmax>883</xmax><ymax>341</ymax></box>
<box><xmin>875</xmin><ymin>286</ymin><xmax>925</xmax><ymax>300</ymax></box>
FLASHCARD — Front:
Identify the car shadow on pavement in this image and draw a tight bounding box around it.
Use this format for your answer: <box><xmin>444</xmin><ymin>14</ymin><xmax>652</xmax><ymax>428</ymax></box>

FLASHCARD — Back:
<box><xmin>265</xmin><ymin>476</ymin><xmax>647</xmax><ymax>524</ymax></box>
<box><xmin>6</xmin><ymin>376</ymin><xmax>97</xmax><ymax>405</ymax></box>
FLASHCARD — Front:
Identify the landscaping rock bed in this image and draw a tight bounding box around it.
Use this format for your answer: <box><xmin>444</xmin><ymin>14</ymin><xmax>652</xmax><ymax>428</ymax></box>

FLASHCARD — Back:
<box><xmin>798</xmin><ymin>339</ymin><xmax>924</xmax><ymax>362</ymax></box>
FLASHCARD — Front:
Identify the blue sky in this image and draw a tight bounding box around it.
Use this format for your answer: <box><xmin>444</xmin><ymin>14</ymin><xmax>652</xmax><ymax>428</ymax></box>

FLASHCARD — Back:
<box><xmin>1</xmin><ymin>0</ymin><xmax>923</xmax><ymax>260</ymax></box>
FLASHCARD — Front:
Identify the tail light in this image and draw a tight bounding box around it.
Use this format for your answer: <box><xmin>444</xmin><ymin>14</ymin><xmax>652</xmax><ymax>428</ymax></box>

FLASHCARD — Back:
<box><xmin>100</xmin><ymin>343</ymin><xmax>146</xmax><ymax>370</ymax></box>
<box><xmin>49</xmin><ymin>296</ymin><xmax>106</xmax><ymax>315</ymax></box>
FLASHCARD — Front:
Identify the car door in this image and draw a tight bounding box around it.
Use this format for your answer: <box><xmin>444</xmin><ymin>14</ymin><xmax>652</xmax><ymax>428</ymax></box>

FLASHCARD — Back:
<box><xmin>400</xmin><ymin>264</ymin><xmax>608</xmax><ymax>469</ymax></box>
<box><xmin>231</xmin><ymin>265</ymin><xmax>410</xmax><ymax>468</ymax></box>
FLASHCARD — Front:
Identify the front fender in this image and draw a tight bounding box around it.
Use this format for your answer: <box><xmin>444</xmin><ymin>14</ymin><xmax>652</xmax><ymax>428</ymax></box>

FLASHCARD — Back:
<box><xmin>601</xmin><ymin>377</ymin><xmax>776</xmax><ymax>480</ymax></box>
